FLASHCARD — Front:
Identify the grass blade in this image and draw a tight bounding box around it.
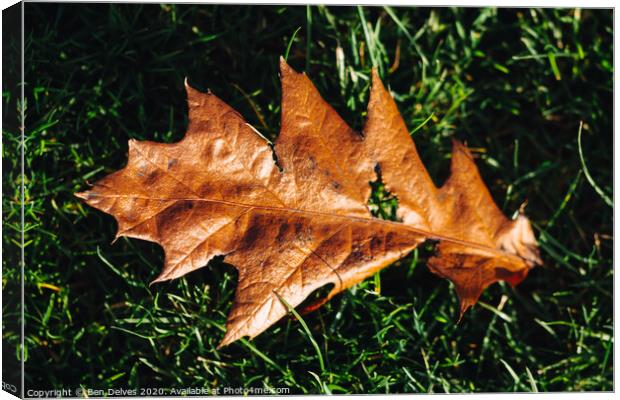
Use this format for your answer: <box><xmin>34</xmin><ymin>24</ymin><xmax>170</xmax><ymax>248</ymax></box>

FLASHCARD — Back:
<box><xmin>577</xmin><ymin>121</ymin><xmax>612</xmax><ymax>207</ymax></box>
<box><xmin>274</xmin><ymin>291</ymin><xmax>326</xmax><ymax>373</ymax></box>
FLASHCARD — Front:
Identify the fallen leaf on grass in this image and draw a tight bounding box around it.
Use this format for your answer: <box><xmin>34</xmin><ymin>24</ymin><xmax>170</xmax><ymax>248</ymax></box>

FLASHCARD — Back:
<box><xmin>77</xmin><ymin>58</ymin><xmax>541</xmax><ymax>346</ymax></box>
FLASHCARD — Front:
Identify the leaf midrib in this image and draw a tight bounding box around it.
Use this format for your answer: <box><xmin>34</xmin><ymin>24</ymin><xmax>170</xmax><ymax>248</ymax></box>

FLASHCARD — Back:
<box><xmin>86</xmin><ymin>193</ymin><xmax>532</xmax><ymax>265</ymax></box>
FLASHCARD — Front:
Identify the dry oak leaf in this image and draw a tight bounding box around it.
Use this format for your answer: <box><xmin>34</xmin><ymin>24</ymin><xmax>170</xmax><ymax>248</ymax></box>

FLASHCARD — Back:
<box><xmin>77</xmin><ymin>58</ymin><xmax>542</xmax><ymax>347</ymax></box>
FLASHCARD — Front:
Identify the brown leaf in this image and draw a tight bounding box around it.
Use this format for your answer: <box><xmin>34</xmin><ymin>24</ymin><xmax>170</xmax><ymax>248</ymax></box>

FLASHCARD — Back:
<box><xmin>364</xmin><ymin>73</ymin><xmax>541</xmax><ymax>315</ymax></box>
<box><xmin>76</xmin><ymin>58</ymin><xmax>541</xmax><ymax>347</ymax></box>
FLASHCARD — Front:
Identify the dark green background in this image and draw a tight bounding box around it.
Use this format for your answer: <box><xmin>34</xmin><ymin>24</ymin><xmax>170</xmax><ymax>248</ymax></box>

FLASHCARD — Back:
<box><xmin>2</xmin><ymin>3</ymin><xmax>613</xmax><ymax>394</ymax></box>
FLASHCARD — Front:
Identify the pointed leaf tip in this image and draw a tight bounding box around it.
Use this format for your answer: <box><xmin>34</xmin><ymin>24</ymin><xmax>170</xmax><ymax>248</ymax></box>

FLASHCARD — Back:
<box><xmin>450</xmin><ymin>139</ymin><xmax>476</xmax><ymax>165</ymax></box>
<box><xmin>149</xmin><ymin>277</ymin><xmax>164</xmax><ymax>287</ymax></box>
<box><xmin>451</xmin><ymin>138</ymin><xmax>466</xmax><ymax>151</ymax></box>
<box><xmin>458</xmin><ymin>296</ymin><xmax>477</xmax><ymax>321</ymax></box>
<box><xmin>184</xmin><ymin>77</ymin><xmax>202</xmax><ymax>96</ymax></box>
<box><xmin>184</xmin><ymin>78</ymin><xmax>211</xmax><ymax>107</ymax></box>
<box><xmin>279</xmin><ymin>56</ymin><xmax>296</xmax><ymax>76</ymax></box>
<box><xmin>457</xmin><ymin>305</ymin><xmax>468</xmax><ymax>323</ymax></box>
<box><xmin>218</xmin><ymin>329</ymin><xmax>240</xmax><ymax>349</ymax></box>
<box><xmin>371</xmin><ymin>67</ymin><xmax>380</xmax><ymax>80</ymax></box>
<box><xmin>370</xmin><ymin>68</ymin><xmax>384</xmax><ymax>90</ymax></box>
<box><xmin>217</xmin><ymin>336</ymin><xmax>231</xmax><ymax>349</ymax></box>
<box><xmin>184</xmin><ymin>78</ymin><xmax>198</xmax><ymax>98</ymax></box>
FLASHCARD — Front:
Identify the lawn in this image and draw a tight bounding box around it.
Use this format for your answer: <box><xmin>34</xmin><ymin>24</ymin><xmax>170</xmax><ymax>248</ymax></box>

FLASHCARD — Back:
<box><xmin>2</xmin><ymin>3</ymin><xmax>613</xmax><ymax>394</ymax></box>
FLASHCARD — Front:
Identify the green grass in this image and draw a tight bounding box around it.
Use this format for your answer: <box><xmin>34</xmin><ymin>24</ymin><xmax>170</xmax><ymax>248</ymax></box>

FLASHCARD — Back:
<box><xmin>2</xmin><ymin>4</ymin><xmax>612</xmax><ymax>394</ymax></box>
